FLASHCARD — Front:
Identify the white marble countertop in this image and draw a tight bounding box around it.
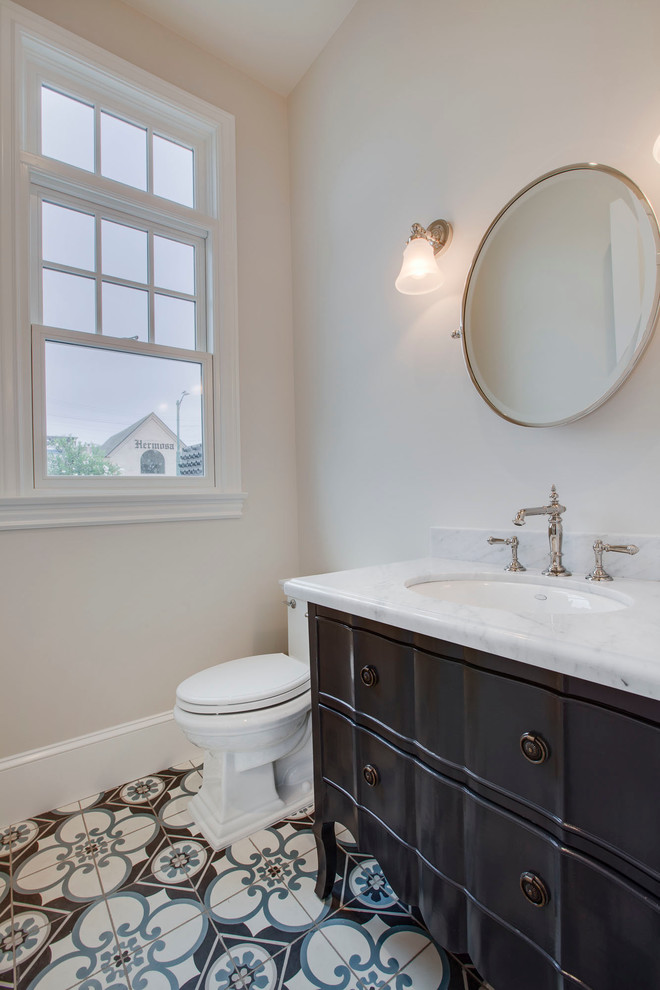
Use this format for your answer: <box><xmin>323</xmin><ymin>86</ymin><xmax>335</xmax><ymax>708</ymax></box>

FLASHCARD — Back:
<box><xmin>283</xmin><ymin>557</ymin><xmax>660</xmax><ymax>702</ymax></box>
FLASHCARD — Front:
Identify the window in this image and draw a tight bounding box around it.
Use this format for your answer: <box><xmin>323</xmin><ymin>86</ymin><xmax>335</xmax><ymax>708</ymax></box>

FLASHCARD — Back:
<box><xmin>141</xmin><ymin>451</ymin><xmax>165</xmax><ymax>475</ymax></box>
<box><xmin>0</xmin><ymin>5</ymin><xmax>242</xmax><ymax>527</ymax></box>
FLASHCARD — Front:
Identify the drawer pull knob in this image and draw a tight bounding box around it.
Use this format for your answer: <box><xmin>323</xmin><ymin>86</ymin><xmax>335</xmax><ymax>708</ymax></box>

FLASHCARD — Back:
<box><xmin>360</xmin><ymin>665</ymin><xmax>379</xmax><ymax>687</ymax></box>
<box><xmin>520</xmin><ymin>732</ymin><xmax>549</xmax><ymax>764</ymax></box>
<box><xmin>363</xmin><ymin>764</ymin><xmax>380</xmax><ymax>787</ymax></box>
<box><xmin>520</xmin><ymin>872</ymin><xmax>549</xmax><ymax>907</ymax></box>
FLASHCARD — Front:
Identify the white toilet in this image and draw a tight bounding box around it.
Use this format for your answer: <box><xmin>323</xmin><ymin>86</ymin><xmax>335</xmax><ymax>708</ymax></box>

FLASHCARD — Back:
<box><xmin>173</xmin><ymin>598</ymin><xmax>313</xmax><ymax>850</ymax></box>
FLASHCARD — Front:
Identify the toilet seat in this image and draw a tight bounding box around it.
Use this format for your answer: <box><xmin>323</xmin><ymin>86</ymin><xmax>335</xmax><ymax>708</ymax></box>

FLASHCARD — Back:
<box><xmin>176</xmin><ymin>653</ymin><xmax>310</xmax><ymax>715</ymax></box>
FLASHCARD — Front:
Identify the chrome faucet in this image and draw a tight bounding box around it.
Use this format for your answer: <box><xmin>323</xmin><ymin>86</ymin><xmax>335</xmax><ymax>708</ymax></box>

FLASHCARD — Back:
<box><xmin>513</xmin><ymin>485</ymin><xmax>571</xmax><ymax>577</ymax></box>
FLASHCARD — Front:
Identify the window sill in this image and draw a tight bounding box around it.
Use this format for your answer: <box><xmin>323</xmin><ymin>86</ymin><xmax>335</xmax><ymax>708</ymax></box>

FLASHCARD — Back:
<box><xmin>0</xmin><ymin>491</ymin><xmax>247</xmax><ymax>530</ymax></box>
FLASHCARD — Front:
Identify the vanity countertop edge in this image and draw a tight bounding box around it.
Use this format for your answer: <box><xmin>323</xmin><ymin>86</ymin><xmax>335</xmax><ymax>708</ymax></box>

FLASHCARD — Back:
<box><xmin>283</xmin><ymin>556</ymin><xmax>660</xmax><ymax>702</ymax></box>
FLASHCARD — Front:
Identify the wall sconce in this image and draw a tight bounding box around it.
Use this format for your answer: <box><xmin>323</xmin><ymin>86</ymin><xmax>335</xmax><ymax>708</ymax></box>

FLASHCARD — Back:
<box><xmin>395</xmin><ymin>219</ymin><xmax>453</xmax><ymax>295</ymax></box>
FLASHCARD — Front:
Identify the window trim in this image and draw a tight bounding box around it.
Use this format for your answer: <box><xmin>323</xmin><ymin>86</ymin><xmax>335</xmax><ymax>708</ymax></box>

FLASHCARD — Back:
<box><xmin>0</xmin><ymin>0</ymin><xmax>244</xmax><ymax>529</ymax></box>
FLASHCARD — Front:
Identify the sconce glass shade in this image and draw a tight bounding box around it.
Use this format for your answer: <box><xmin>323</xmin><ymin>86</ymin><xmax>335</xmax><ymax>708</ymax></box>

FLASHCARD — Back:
<box><xmin>653</xmin><ymin>133</ymin><xmax>660</xmax><ymax>164</ymax></box>
<box><xmin>395</xmin><ymin>236</ymin><xmax>444</xmax><ymax>294</ymax></box>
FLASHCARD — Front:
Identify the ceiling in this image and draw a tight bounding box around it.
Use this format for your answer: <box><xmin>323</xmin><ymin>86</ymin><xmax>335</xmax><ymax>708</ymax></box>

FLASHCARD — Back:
<box><xmin>121</xmin><ymin>0</ymin><xmax>359</xmax><ymax>96</ymax></box>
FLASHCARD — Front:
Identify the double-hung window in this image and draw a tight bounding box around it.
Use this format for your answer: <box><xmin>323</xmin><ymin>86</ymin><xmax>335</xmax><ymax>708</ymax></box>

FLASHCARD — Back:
<box><xmin>0</xmin><ymin>5</ymin><xmax>242</xmax><ymax>527</ymax></box>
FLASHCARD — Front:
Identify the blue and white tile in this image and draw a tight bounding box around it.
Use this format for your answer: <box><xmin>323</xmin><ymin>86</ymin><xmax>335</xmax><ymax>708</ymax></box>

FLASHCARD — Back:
<box><xmin>389</xmin><ymin>940</ymin><xmax>459</xmax><ymax>989</ymax></box>
<box><xmin>10</xmin><ymin>814</ymin><xmax>90</xmax><ymax>881</ymax></box>
<box><xmin>79</xmin><ymin>774</ymin><xmax>169</xmax><ymax>836</ymax></box>
<box><xmin>82</xmin><ymin>801</ymin><xmax>161</xmax><ymax>845</ymax></box>
<box><xmin>207</xmin><ymin>826</ymin><xmax>339</xmax><ymax>937</ymax></box>
<box><xmin>316</xmin><ymin>913</ymin><xmax>443</xmax><ymax>989</ymax></box>
<box><xmin>102</xmin><ymin>888</ymin><xmax>222</xmax><ymax>987</ymax></box>
<box><xmin>12</xmin><ymin>816</ymin><xmax>105</xmax><ymax>911</ymax></box>
<box><xmin>149</xmin><ymin>839</ymin><xmax>209</xmax><ymax>888</ymax></box>
<box><xmin>340</xmin><ymin>855</ymin><xmax>415</xmax><ymax>921</ymax></box>
<box><xmin>0</xmin><ymin>821</ymin><xmax>41</xmax><ymax>871</ymax></box>
<box><xmin>0</xmin><ymin>871</ymin><xmax>11</xmax><ymax>930</ymax></box>
<box><xmin>248</xmin><ymin>823</ymin><xmax>318</xmax><ymax>866</ymax></box>
<box><xmin>12</xmin><ymin>896</ymin><xmax>130</xmax><ymax>989</ymax></box>
<box><xmin>207</xmin><ymin>860</ymin><xmax>319</xmax><ymax>938</ymax></box>
<box><xmin>335</xmin><ymin>823</ymin><xmax>359</xmax><ymax>853</ymax></box>
<box><xmin>1</xmin><ymin>911</ymin><xmax>53</xmax><ymax>982</ymax></box>
<box><xmin>81</xmin><ymin>808</ymin><xmax>162</xmax><ymax>895</ymax></box>
<box><xmin>222</xmin><ymin>924</ymin><xmax>350</xmax><ymax>990</ymax></box>
<box><xmin>148</xmin><ymin>767</ymin><xmax>203</xmax><ymax>828</ymax></box>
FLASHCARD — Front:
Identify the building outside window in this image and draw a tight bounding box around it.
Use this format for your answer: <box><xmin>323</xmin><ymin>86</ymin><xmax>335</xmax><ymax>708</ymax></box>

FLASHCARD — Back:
<box><xmin>0</xmin><ymin>3</ymin><xmax>243</xmax><ymax>527</ymax></box>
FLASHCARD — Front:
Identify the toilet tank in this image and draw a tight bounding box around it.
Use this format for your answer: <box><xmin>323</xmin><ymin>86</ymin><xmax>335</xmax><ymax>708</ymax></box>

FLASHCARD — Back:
<box><xmin>286</xmin><ymin>598</ymin><xmax>310</xmax><ymax>665</ymax></box>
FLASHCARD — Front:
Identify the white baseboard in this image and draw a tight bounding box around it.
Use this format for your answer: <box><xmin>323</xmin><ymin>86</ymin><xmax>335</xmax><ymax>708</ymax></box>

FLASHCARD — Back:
<box><xmin>0</xmin><ymin>711</ymin><xmax>201</xmax><ymax>826</ymax></box>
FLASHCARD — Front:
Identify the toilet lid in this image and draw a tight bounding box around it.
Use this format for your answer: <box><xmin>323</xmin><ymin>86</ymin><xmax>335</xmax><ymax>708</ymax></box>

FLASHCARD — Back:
<box><xmin>176</xmin><ymin>653</ymin><xmax>310</xmax><ymax>714</ymax></box>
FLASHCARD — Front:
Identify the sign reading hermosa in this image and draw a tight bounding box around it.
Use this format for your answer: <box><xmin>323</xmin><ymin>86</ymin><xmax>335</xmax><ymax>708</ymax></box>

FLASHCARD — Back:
<box><xmin>134</xmin><ymin>440</ymin><xmax>175</xmax><ymax>450</ymax></box>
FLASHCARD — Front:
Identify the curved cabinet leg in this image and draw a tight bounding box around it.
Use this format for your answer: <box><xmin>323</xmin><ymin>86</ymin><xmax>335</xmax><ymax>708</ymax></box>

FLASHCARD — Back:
<box><xmin>314</xmin><ymin>820</ymin><xmax>337</xmax><ymax>899</ymax></box>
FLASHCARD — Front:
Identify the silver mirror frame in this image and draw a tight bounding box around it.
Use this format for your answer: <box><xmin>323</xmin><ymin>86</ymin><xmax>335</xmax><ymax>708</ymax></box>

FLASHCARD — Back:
<box><xmin>460</xmin><ymin>163</ymin><xmax>660</xmax><ymax>428</ymax></box>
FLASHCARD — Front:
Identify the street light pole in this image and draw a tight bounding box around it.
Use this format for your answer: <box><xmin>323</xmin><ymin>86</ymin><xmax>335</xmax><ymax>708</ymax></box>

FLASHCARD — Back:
<box><xmin>175</xmin><ymin>390</ymin><xmax>189</xmax><ymax>475</ymax></box>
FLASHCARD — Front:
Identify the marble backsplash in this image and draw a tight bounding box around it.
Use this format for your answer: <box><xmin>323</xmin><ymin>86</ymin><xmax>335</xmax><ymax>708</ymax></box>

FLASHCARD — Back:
<box><xmin>429</xmin><ymin>527</ymin><xmax>660</xmax><ymax>581</ymax></box>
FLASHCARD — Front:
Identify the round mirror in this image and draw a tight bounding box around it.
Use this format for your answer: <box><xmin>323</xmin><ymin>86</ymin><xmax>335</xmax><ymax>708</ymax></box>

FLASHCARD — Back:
<box><xmin>462</xmin><ymin>164</ymin><xmax>660</xmax><ymax>427</ymax></box>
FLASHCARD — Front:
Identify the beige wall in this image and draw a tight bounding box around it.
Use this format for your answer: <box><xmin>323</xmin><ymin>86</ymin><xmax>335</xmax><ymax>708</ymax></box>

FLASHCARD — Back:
<box><xmin>1</xmin><ymin>0</ymin><xmax>298</xmax><ymax>756</ymax></box>
<box><xmin>289</xmin><ymin>0</ymin><xmax>660</xmax><ymax>573</ymax></box>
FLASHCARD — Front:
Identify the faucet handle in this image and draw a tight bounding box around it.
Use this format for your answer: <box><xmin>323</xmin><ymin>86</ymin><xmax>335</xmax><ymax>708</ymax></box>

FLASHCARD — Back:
<box><xmin>586</xmin><ymin>539</ymin><xmax>639</xmax><ymax>582</ymax></box>
<box><xmin>488</xmin><ymin>535</ymin><xmax>526</xmax><ymax>572</ymax></box>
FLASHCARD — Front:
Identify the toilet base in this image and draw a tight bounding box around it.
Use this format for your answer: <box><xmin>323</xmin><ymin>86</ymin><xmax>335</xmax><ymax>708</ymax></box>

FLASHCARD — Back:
<box><xmin>187</xmin><ymin>713</ymin><xmax>313</xmax><ymax>850</ymax></box>
<box><xmin>188</xmin><ymin>781</ymin><xmax>313</xmax><ymax>850</ymax></box>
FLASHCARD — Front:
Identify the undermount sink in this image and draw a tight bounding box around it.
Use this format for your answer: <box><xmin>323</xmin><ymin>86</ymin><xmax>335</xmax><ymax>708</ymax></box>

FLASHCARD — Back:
<box><xmin>407</xmin><ymin>575</ymin><xmax>632</xmax><ymax>615</ymax></box>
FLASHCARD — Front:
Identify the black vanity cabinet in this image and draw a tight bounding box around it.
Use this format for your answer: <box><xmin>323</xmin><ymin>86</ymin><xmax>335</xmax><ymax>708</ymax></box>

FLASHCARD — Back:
<box><xmin>310</xmin><ymin>604</ymin><xmax>660</xmax><ymax>990</ymax></box>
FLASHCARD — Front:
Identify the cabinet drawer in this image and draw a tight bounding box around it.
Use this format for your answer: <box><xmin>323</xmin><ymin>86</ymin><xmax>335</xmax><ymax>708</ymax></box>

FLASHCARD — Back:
<box><xmin>319</xmin><ymin>706</ymin><xmax>463</xmax><ymax>866</ymax></box>
<box><xmin>466</xmin><ymin>666</ymin><xmax>563</xmax><ymax>817</ymax></box>
<box><xmin>564</xmin><ymin>700</ymin><xmax>660</xmax><ymax>876</ymax></box>
<box><xmin>319</xmin><ymin>705</ymin><xmax>415</xmax><ymax>843</ymax></box>
<box><xmin>467</xmin><ymin>794</ymin><xmax>660</xmax><ymax>989</ymax></box>
<box><xmin>466</xmin><ymin>794</ymin><xmax>559</xmax><ymax>959</ymax></box>
<box><xmin>317</xmin><ymin>616</ymin><xmax>465</xmax><ymax>768</ymax></box>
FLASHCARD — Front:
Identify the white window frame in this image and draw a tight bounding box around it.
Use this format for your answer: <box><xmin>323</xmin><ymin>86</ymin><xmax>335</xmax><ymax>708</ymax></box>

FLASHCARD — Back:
<box><xmin>0</xmin><ymin>1</ymin><xmax>244</xmax><ymax>529</ymax></box>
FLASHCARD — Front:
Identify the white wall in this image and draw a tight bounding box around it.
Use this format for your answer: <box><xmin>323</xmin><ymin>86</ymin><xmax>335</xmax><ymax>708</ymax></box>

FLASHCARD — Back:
<box><xmin>289</xmin><ymin>0</ymin><xmax>660</xmax><ymax>573</ymax></box>
<box><xmin>1</xmin><ymin>0</ymin><xmax>298</xmax><ymax>757</ymax></box>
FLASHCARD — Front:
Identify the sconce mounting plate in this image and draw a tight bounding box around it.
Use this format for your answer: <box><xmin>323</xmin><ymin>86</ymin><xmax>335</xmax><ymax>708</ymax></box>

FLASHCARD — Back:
<box><xmin>426</xmin><ymin>219</ymin><xmax>453</xmax><ymax>255</ymax></box>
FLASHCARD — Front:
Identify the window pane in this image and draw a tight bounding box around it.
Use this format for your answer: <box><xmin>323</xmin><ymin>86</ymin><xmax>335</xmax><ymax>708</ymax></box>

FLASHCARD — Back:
<box><xmin>41</xmin><ymin>87</ymin><xmax>94</xmax><ymax>172</ymax></box>
<box><xmin>102</xmin><ymin>282</ymin><xmax>148</xmax><ymax>340</ymax></box>
<box><xmin>155</xmin><ymin>294</ymin><xmax>195</xmax><ymax>349</ymax></box>
<box><xmin>153</xmin><ymin>135</ymin><xmax>194</xmax><ymax>207</ymax></box>
<box><xmin>42</xmin><ymin>270</ymin><xmax>96</xmax><ymax>332</ymax></box>
<box><xmin>100</xmin><ymin>112</ymin><xmax>147</xmax><ymax>190</ymax></box>
<box><xmin>45</xmin><ymin>340</ymin><xmax>204</xmax><ymax>476</ymax></box>
<box><xmin>154</xmin><ymin>236</ymin><xmax>195</xmax><ymax>294</ymax></box>
<box><xmin>101</xmin><ymin>219</ymin><xmax>148</xmax><ymax>283</ymax></box>
<box><xmin>42</xmin><ymin>202</ymin><xmax>95</xmax><ymax>271</ymax></box>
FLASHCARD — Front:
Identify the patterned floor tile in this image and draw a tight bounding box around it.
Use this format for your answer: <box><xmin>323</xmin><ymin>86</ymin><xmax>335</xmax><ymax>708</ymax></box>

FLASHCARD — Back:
<box><xmin>103</xmin><ymin>893</ymin><xmax>224</xmax><ymax>989</ymax></box>
<box><xmin>335</xmin><ymin>824</ymin><xmax>358</xmax><ymax>854</ymax></box>
<box><xmin>336</xmin><ymin>854</ymin><xmax>414</xmax><ymax>920</ymax></box>
<box><xmin>390</xmin><ymin>940</ymin><xmax>462</xmax><ymax>990</ymax></box>
<box><xmin>12</xmin><ymin>837</ymin><xmax>105</xmax><ymax>915</ymax></box>
<box><xmin>148</xmin><ymin>767</ymin><xmax>203</xmax><ymax>825</ymax></box>
<box><xmin>84</xmin><ymin>813</ymin><xmax>166</xmax><ymax>897</ymax></box>
<box><xmin>11</xmin><ymin>895</ymin><xmax>130</xmax><ymax>989</ymax></box>
<box><xmin>82</xmin><ymin>800</ymin><xmax>162</xmax><ymax>847</ymax></box>
<box><xmin>205</xmin><ymin>854</ymin><xmax>323</xmax><ymax>938</ymax></box>
<box><xmin>316</xmin><ymin>912</ymin><xmax>438</xmax><ymax>988</ymax></box>
<box><xmin>0</xmin><ymin>870</ymin><xmax>11</xmax><ymax>930</ymax></box>
<box><xmin>9</xmin><ymin>813</ymin><xmax>90</xmax><ymax>880</ymax></box>
<box><xmin>4</xmin><ymin>765</ymin><xmax>487</xmax><ymax>990</ymax></box>
<box><xmin>224</xmin><ymin>923</ymin><xmax>350</xmax><ymax>990</ymax></box>
<box><xmin>247</xmin><ymin>822</ymin><xmax>318</xmax><ymax>864</ymax></box>
<box><xmin>79</xmin><ymin>774</ymin><xmax>173</xmax><ymax>833</ymax></box>
<box><xmin>1</xmin><ymin>817</ymin><xmax>66</xmax><ymax>877</ymax></box>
